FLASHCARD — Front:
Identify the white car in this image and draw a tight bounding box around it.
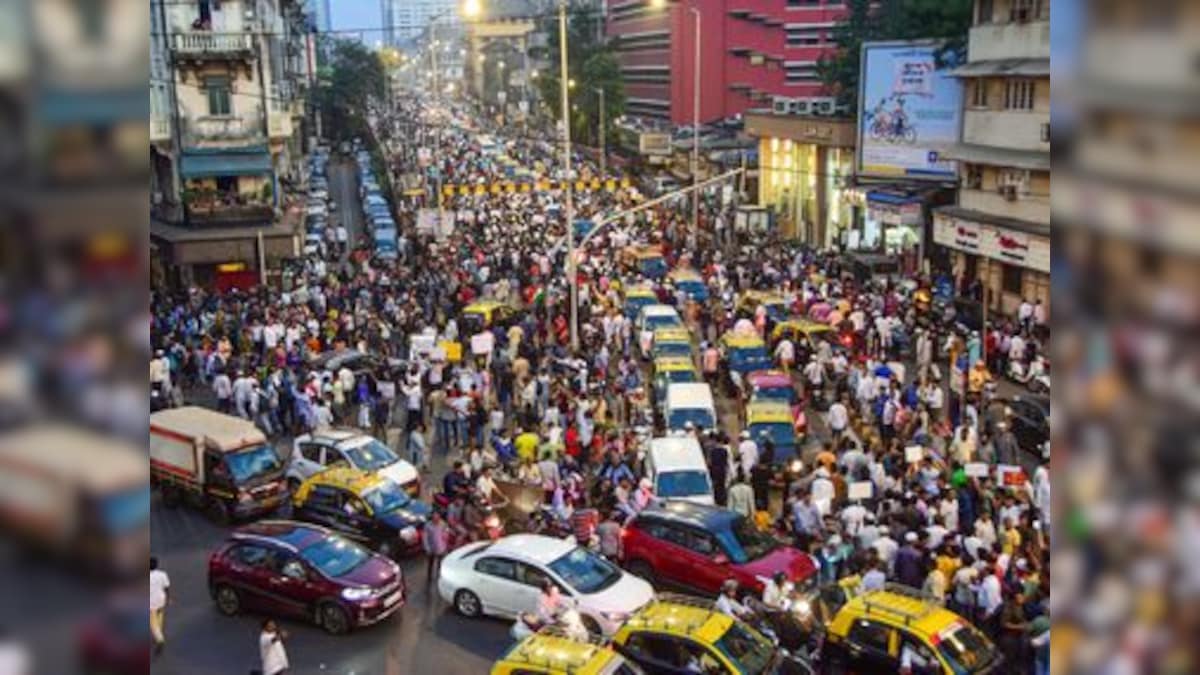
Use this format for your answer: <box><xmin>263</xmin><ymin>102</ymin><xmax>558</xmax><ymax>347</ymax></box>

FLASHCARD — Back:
<box><xmin>636</xmin><ymin>305</ymin><xmax>682</xmax><ymax>359</ymax></box>
<box><xmin>286</xmin><ymin>429</ymin><xmax>421</xmax><ymax>496</ymax></box>
<box><xmin>438</xmin><ymin>534</ymin><xmax>654</xmax><ymax>636</ymax></box>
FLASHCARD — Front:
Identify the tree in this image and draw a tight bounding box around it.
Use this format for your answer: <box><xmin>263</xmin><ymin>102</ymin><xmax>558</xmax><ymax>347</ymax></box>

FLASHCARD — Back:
<box><xmin>532</xmin><ymin>7</ymin><xmax>625</xmax><ymax>148</ymax></box>
<box><xmin>314</xmin><ymin>40</ymin><xmax>388</xmax><ymax>142</ymax></box>
<box><xmin>817</xmin><ymin>0</ymin><xmax>972</xmax><ymax>112</ymax></box>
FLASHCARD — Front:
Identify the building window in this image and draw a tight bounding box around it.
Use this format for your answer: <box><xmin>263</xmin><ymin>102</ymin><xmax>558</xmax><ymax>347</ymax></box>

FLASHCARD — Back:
<box><xmin>1011</xmin><ymin>0</ymin><xmax>1035</xmax><ymax>22</ymax></box>
<box><xmin>977</xmin><ymin>0</ymin><xmax>994</xmax><ymax>24</ymax></box>
<box><xmin>964</xmin><ymin>165</ymin><xmax>983</xmax><ymax>189</ymax></box>
<box><xmin>1005</xmin><ymin>79</ymin><xmax>1035</xmax><ymax>110</ymax></box>
<box><xmin>206</xmin><ymin>77</ymin><xmax>232</xmax><ymax>116</ymax></box>
<box><xmin>971</xmin><ymin>79</ymin><xmax>989</xmax><ymax>108</ymax></box>
<box><xmin>1002</xmin><ymin>264</ymin><xmax>1024</xmax><ymax>295</ymax></box>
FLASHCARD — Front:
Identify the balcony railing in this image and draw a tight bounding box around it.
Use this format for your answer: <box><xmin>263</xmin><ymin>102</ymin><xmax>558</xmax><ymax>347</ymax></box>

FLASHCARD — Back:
<box><xmin>187</xmin><ymin>201</ymin><xmax>275</xmax><ymax>226</ymax></box>
<box><xmin>151</xmin><ymin>114</ymin><xmax>171</xmax><ymax>142</ymax></box>
<box><xmin>183</xmin><ymin>115</ymin><xmax>265</xmax><ymax>146</ymax></box>
<box><xmin>171</xmin><ymin>32</ymin><xmax>256</xmax><ymax>59</ymax></box>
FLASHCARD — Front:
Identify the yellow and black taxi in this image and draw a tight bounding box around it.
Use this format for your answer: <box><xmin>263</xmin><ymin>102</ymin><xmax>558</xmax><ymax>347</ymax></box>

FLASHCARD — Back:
<box><xmin>667</xmin><ymin>267</ymin><xmax>709</xmax><ymax>302</ymax></box>
<box><xmin>650</xmin><ymin>327</ymin><xmax>694</xmax><ymax>361</ymax></box>
<box><xmin>492</xmin><ymin>631</ymin><xmax>644</xmax><ymax>675</ymax></box>
<box><xmin>610</xmin><ymin>595</ymin><xmax>813</xmax><ymax>674</ymax></box>
<box><xmin>622</xmin><ymin>244</ymin><xmax>668</xmax><ymax>280</ymax></box>
<box><xmin>734</xmin><ymin>290</ymin><xmax>791</xmax><ymax>323</ymax></box>
<box><xmin>652</xmin><ymin>356</ymin><xmax>700</xmax><ymax>409</ymax></box>
<box><xmin>624</xmin><ymin>285</ymin><xmax>661</xmax><ymax>321</ymax></box>
<box><xmin>821</xmin><ymin>586</ymin><xmax>1002</xmax><ymax>674</ymax></box>
<box><xmin>768</xmin><ymin>318</ymin><xmax>836</xmax><ymax>353</ymax></box>
<box><xmin>291</xmin><ymin>467</ymin><xmax>431</xmax><ymax>559</ymax></box>
<box><xmin>462</xmin><ymin>299</ymin><xmax>519</xmax><ymax>333</ymax></box>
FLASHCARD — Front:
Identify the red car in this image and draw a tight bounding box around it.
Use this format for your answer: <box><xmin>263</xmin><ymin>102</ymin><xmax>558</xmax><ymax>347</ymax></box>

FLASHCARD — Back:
<box><xmin>77</xmin><ymin>595</ymin><xmax>149</xmax><ymax>675</ymax></box>
<box><xmin>620</xmin><ymin>501</ymin><xmax>817</xmax><ymax>596</ymax></box>
<box><xmin>208</xmin><ymin>520</ymin><xmax>404</xmax><ymax>635</ymax></box>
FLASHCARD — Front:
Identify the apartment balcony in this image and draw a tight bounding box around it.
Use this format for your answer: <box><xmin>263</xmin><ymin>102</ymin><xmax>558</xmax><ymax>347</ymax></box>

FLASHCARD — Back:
<box><xmin>186</xmin><ymin>200</ymin><xmax>275</xmax><ymax>226</ymax></box>
<box><xmin>967</xmin><ymin>20</ymin><xmax>1049</xmax><ymax>63</ymax></box>
<box><xmin>963</xmin><ymin>109</ymin><xmax>1049</xmax><ymax>153</ymax></box>
<box><xmin>182</xmin><ymin>116</ymin><xmax>266</xmax><ymax>147</ymax></box>
<box><xmin>171</xmin><ymin>32</ymin><xmax>256</xmax><ymax>61</ymax></box>
<box><xmin>960</xmin><ymin>186</ymin><xmax>1049</xmax><ymax>226</ymax></box>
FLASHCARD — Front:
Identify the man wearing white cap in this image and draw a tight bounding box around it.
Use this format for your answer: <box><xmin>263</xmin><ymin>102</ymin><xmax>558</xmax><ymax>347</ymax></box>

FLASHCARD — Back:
<box><xmin>737</xmin><ymin>430</ymin><xmax>758</xmax><ymax>477</ymax></box>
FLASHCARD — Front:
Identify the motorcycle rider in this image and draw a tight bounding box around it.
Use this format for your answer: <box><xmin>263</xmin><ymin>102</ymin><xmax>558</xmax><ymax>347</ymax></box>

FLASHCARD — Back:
<box><xmin>462</xmin><ymin>492</ymin><xmax>492</xmax><ymax>542</ymax></box>
<box><xmin>762</xmin><ymin>571</ymin><xmax>794</xmax><ymax>611</ymax></box>
<box><xmin>715</xmin><ymin>580</ymin><xmax>755</xmax><ymax>622</ymax></box>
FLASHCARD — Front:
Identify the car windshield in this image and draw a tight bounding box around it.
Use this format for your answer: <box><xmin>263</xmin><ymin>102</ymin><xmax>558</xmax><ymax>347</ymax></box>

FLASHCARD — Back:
<box><xmin>715</xmin><ymin>515</ymin><xmax>778</xmax><ymax>564</ymax></box>
<box><xmin>655</xmin><ymin>470</ymin><xmax>711</xmax><ymax>498</ymax></box>
<box><xmin>343</xmin><ymin>438</ymin><xmax>400</xmax><ymax>472</ymax></box>
<box><xmin>301</xmin><ymin>534</ymin><xmax>370</xmax><ymax>578</ymax></box>
<box><xmin>223</xmin><ymin>445</ymin><xmax>283</xmax><ymax>484</ymax></box>
<box><xmin>668</xmin><ymin>408</ymin><xmax>714</xmax><ymax>431</ymax></box>
<box><xmin>750</xmin><ymin>422</ymin><xmax>795</xmax><ymax>448</ymax></box>
<box><xmin>676</xmin><ymin>280</ymin><xmax>705</xmax><ymax>295</ymax></box>
<box><xmin>937</xmin><ymin>623</ymin><xmax>998</xmax><ymax>674</ymax></box>
<box><xmin>653</xmin><ymin>342</ymin><xmax>692</xmax><ymax>357</ymax></box>
<box><xmin>361</xmin><ymin>480</ymin><xmax>411</xmax><ymax>514</ymax></box>
<box><xmin>548</xmin><ymin>547</ymin><xmax>621</xmax><ymax>595</ymax></box>
<box><xmin>98</xmin><ymin>484</ymin><xmax>151</xmax><ymax>534</ymax></box>
<box><xmin>764</xmin><ymin>303</ymin><xmax>789</xmax><ymax>321</ymax></box>
<box><xmin>646</xmin><ymin>314</ymin><xmax>680</xmax><ymax>330</ymax></box>
<box><xmin>752</xmin><ymin>386</ymin><xmax>794</xmax><ymax>404</ymax></box>
<box><xmin>666</xmin><ymin>369</ymin><xmax>698</xmax><ymax>384</ymax></box>
<box><xmin>714</xmin><ymin>620</ymin><xmax>774</xmax><ymax>674</ymax></box>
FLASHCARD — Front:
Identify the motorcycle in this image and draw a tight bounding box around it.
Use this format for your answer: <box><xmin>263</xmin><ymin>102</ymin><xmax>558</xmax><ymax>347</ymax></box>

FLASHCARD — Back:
<box><xmin>509</xmin><ymin>606</ymin><xmax>589</xmax><ymax>643</ymax></box>
<box><xmin>527</xmin><ymin>505</ymin><xmax>573</xmax><ymax>539</ymax></box>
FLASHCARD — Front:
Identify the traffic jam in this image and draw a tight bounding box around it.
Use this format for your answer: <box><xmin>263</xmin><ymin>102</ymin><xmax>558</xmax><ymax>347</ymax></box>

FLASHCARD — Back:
<box><xmin>148</xmin><ymin>91</ymin><xmax>1049</xmax><ymax>675</ymax></box>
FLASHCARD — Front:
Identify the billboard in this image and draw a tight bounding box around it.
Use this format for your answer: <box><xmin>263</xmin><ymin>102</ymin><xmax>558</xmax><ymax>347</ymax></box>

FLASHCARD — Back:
<box><xmin>856</xmin><ymin>41</ymin><xmax>963</xmax><ymax>180</ymax></box>
<box><xmin>638</xmin><ymin>133</ymin><xmax>672</xmax><ymax>156</ymax></box>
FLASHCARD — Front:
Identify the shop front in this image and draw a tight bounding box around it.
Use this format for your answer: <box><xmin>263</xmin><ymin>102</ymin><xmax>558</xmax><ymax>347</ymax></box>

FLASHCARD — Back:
<box><xmin>747</xmin><ymin>112</ymin><xmax>856</xmax><ymax>247</ymax></box>
<box><xmin>933</xmin><ymin>206</ymin><xmax>1050</xmax><ymax>317</ymax></box>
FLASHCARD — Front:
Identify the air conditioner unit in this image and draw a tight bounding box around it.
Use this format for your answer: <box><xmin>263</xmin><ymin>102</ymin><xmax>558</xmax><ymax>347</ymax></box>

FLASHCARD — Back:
<box><xmin>812</xmin><ymin>100</ymin><xmax>833</xmax><ymax>115</ymax></box>
<box><xmin>792</xmin><ymin>99</ymin><xmax>811</xmax><ymax>115</ymax></box>
<box><xmin>1000</xmin><ymin>184</ymin><xmax>1018</xmax><ymax>201</ymax></box>
<box><xmin>773</xmin><ymin>97</ymin><xmax>791</xmax><ymax>114</ymax></box>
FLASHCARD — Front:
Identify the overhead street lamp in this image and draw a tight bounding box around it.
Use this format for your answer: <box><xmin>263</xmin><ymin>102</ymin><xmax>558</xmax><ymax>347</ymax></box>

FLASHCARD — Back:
<box><xmin>594</xmin><ymin>86</ymin><xmax>607</xmax><ymax>178</ymax></box>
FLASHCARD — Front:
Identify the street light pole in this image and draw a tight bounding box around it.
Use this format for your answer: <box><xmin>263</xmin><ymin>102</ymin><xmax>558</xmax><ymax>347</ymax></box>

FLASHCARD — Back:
<box><xmin>689</xmin><ymin>5</ymin><xmax>701</xmax><ymax>232</ymax></box>
<box><xmin>558</xmin><ymin>0</ymin><xmax>579</xmax><ymax>353</ymax></box>
<box><xmin>595</xmin><ymin>87</ymin><xmax>606</xmax><ymax>178</ymax></box>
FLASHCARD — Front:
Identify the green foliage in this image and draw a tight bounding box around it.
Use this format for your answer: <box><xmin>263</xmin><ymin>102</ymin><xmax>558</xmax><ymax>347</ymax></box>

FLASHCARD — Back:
<box><xmin>314</xmin><ymin>40</ymin><xmax>388</xmax><ymax>143</ymax></box>
<box><xmin>532</xmin><ymin>7</ymin><xmax>625</xmax><ymax>147</ymax></box>
<box><xmin>817</xmin><ymin>0</ymin><xmax>972</xmax><ymax>112</ymax></box>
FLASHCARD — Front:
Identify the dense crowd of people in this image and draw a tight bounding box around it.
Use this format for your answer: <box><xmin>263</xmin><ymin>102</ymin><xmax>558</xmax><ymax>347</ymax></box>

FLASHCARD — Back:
<box><xmin>149</xmin><ymin>94</ymin><xmax>1051</xmax><ymax>674</ymax></box>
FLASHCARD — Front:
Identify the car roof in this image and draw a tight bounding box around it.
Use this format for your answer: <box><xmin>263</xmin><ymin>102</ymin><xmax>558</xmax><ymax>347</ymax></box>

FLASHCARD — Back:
<box><xmin>488</xmin><ymin>534</ymin><xmax>576</xmax><ymax>564</ymax></box>
<box><xmin>746</xmin><ymin>400</ymin><xmax>793</xmax><ymax>423</ymax></box>
<box><xmin>722</xmin><ymin>332</ymin><xmax>766</xmax><ymax>348</ymax></box>
<box><xmin>669</xmin><ymin>268</ymin><xmax>702</xmax><ymax>281</ymax></box>
<box><xmin>665</xmin><ymin>382</ymin><xmax>714</xmax><ymax>408</ymax></box>
<box><xmin>842</xmin><ymin>589</ymin><xmax>967</xmax><ymax>638</ymax></box>
<box><xmin>778</xmin><ymin>318</ymin><xmax>833</xmax><ymax>332</ymax></box>
<box><xmin>303</xmin><ymin>428</ymin><xmax>363</xmax><ymax>444</ymax></box>
<box><xmin>464</xmin><ymin>299</ymin><xmax>507</xmax><ymax>312</ymax></box>
<box><xmin>624</xmin><ymin>599</ymin><xmax>733</xmax><ymax>645</ymax></box>
<box><xmin>625</xmin><ymin>286</ymin><xmax>657</xmax><ymax>298</ymax></box>
<box><xmin>640</xmin><ymin>304</ymin><xmax>678</xmax><ymax>318</ymax></box>
<box><xmin>500</xmin><ymin>633</ymin><xmax>615</xmax><ymax>674</ymax></box>
<box><xmin>635</xmin><ymin>500</ymin><xmax>737</xmax><ymax>530</ymax></box>
<box><xmin>648</xmin><ymin>437</ymin><xmax>707</xmax><ymax>472</ymax></box>
<box><xmin>231</xmin><ymin>520</ymin><xmax>328</xmax><ymax>552</ymax></box>
<box><xmin>305</xmin><ymin>466</ymin><xmax>386</xmax><ymax>493</ymax></box>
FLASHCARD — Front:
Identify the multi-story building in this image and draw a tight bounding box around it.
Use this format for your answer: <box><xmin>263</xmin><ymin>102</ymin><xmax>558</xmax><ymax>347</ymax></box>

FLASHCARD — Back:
<box><xmin>150</xmin><ymin>0</ymin><xmax>314</xmax><ymax>289</ymax></box>
<box><xmin>463</xmin><ymin>0</ymin><xmax>545</xmax><ymax>118</ymax></box>
<box><xmin>932</xmin><ymin>0</ymin><xmax>1050</xmax><ymax>316</ymax></box>
<box><xmin>384</xmin><ymin>0</ymin><xmax>461</xmax><ymax>46</ymax></box>
<box><xmin>607</xmin><ymin>0</ymin><xmax>847</xmax><ymax>125</ymax></box>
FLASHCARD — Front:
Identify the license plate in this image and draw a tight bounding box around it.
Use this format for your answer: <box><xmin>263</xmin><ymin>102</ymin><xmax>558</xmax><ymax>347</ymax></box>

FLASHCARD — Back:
<box><xmin>383</xmin><ymin>591</ymin><xmax>402</xmax><ymax>607</ymax></box>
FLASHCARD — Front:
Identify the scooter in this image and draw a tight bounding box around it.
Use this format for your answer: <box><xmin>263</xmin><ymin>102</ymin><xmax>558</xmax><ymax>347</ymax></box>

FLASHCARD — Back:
<box><xmin>1008</xmin><ymin>355</ymin><xmax>1049</xmax><ymax>393</ymax></box>
<box><xmin>509</xmin><ymin>606</ymin><xmax>589</xmax><ymax>643</ymax></box>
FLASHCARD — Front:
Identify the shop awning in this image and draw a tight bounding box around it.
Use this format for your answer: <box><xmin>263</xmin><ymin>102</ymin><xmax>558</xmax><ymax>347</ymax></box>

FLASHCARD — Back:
<box><xmin>948</xmin><ymin>58</ymin><xmax>1050</xmax><ymax>77</ymax></box>
<box><xmin>935</xmin><ymin>143</ymin><xmax>1050</xmax><ymax>171</ymax></box>
<box><xmin>180</xmin><ymin>147</ymin><xmax>273</xmax><ymax>178</ymax></box>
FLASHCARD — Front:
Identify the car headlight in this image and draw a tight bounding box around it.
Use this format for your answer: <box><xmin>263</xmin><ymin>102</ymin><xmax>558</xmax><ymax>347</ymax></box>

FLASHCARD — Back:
<box><xmin>341</xmin><ymin>587</ymin><xmax>374</xmax><ymax>601</ymax></box>
<box><xmin>601</xmin><ymin>610</ymin><xmax>629</xmax><ymax>624</ymax></box>
<box><xmin>789</xmin><ymin>459</ymin><xmax>803</xmax><ymax>474</ymax></box>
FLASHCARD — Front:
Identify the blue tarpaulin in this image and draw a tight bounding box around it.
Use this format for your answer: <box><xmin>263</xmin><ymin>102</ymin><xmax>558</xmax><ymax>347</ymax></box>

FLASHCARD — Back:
<box><xmin>180</xmin><ymin>147</ymin><xmax>273</xmax><ymax>178</ymax></box>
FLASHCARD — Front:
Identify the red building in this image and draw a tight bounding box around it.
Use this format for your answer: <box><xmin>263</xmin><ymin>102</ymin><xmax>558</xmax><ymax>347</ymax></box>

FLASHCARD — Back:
<box><xmin>607</xmin><ymin>0</ymin><xmax>848</xmax><ymax>125</ymax></box>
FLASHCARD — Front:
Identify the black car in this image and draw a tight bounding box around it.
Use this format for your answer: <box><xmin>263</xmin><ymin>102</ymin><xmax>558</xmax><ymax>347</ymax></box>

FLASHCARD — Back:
<box><xmin>987</xmin><ymin>395</ymin><xmax>1049</xmax><ymax>456</ymax></box>
<box><xmin>291</xmin><ymin>468</ymin><xmax>431</xmax><ymax>558</ymax></box>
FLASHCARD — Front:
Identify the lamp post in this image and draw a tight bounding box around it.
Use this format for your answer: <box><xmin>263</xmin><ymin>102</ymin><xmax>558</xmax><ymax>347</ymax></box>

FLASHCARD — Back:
<box><xmin>594</xmin><ymin>87</ymin><xmax>606</xmax><ymax>178</ymax></box>
<box><xmin>689</xmin><ymin>5</ymin><xmax>701</xmax><ymax>233</ymax></box>
<box><xmin>557</xmin><ymin>0</ymin><xmax>579</xmax><ymax>353</ymax></box>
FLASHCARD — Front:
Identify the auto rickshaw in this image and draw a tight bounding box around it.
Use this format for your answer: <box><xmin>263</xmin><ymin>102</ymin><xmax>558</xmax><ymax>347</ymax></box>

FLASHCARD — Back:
<box><xmin>745</xmin><ymin>400</ymin><xmax>800</xmax><ymax>461</ymax></box>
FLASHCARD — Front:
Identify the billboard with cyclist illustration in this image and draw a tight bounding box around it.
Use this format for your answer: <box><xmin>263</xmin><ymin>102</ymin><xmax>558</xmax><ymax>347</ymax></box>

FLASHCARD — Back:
<box><xmin>856</xmin><ymin>41</ymin><xmax>964</xmax><ymax>180</ymax></box>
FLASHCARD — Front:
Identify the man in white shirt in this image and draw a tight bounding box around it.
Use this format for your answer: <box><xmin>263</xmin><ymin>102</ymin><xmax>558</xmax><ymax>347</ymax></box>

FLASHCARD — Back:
<box><xmin>149</xmin><ymin>557</ymin><xmax>170</xmax><ymax>654</ymax></box>
<box><xmin>827</xmin><ymin>398</ymin><xmax>849</xmax><ymax>438</ymax></box>
<box><xmin>774</xmin><ymin>338</ymin><xmax>795</xmax><ymax>372</ymax></box>
<box><xmin>736</xmin><ymin>431</ymin><xmax>758</xmax><ymax>477</ymax></box>
<box><xmin>761</xmin><ymin>572</ymin><xmax>794</xmax><ymax>610</ymax></box>
<box><xmin>259</xmin><ymin>619</ymin><xmax>289</xmax><ymax>675</ymax></box>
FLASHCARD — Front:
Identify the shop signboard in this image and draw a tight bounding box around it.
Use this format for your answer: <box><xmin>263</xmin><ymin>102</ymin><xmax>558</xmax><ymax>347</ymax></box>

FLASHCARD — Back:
<box><xmin>857</xmin><ymin>41</ymin><xmax>964</xmax><ymax>180</ymax></box>
<box><xmin>639</xmin><ymin>133</ymin><xmax>672</xmax><ymax>157</ymax></box>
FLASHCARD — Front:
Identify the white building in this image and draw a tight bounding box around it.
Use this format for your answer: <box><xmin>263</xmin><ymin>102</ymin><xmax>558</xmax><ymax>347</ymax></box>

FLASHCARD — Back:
<box><xmin>933</xmin><ymin>0</ymin><xmax>1051</xmax><ymax>316</ymax></box>
<box><xmin>383</xmin><ymin>0</ymin><xmax>460</xmax><ymax>46</ymax></box>
<box><xmin>150</xmin><ymin>0</ymin><xmax>314</xmax><ymax>287</ymax></box>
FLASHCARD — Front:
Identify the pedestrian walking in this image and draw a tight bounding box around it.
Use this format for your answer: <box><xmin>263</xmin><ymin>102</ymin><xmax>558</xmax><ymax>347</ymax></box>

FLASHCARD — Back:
<box><xmin>424</xmin><ymin>511</ymin><xmax>449</xmax><ymax>585</ymax></box>
<box><xmin>149</xmin><ymin>556</ymin><xmax>170</xmax><ymax>655</ymax></box>
<box><xmin>258</xmin><ymin>619</ymin><xmax>289</xmax><ymax>675</ymax></box>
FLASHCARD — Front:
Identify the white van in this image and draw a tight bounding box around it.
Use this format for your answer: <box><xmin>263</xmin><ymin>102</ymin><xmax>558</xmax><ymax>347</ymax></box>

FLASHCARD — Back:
<box><xmin>646</xmin><ymin>436</ymin><xmax>714</xmax><ymax>505</ymax></box>
<box><xmin>637</xmin><ymin>304</ymin><xmax>682</xmax><ymax>358</ymax></box>
<box><xmin>664</xmin><ymin>382</ymin><xmax>716</xmax><ymax>433</ymax></box>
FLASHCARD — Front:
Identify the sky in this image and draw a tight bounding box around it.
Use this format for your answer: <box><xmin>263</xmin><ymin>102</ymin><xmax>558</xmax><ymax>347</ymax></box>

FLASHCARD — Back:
<box><xmin>331</xmin><ymin>0</ymin><xmax>381</xmax><ymax>42</ymax></box>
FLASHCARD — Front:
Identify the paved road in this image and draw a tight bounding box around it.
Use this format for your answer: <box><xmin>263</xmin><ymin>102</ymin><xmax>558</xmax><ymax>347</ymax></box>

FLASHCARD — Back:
<box><xmin>330</xmin><ymin>156</ymin><xmax>363</xmax><ymax>263</ymax></box>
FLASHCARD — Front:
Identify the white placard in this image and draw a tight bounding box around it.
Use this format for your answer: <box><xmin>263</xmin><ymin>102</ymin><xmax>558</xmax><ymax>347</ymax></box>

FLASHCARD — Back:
<box><xmin>377</xmin><ymin>381</ymin><xmax>395</xmax><ymax>401</ymax></box>
<box><xmin>905</xmin><ymin>445</ymin><xmax>924</xmax><ymax>463</ymax></box>
<box><xmin>848</xmin><ymin>481</ymin><xmax>874</xmax><ymax>501</ymax></box>
<box><xmin>964</xmin><ymin>462</ymin><xmax>990</xmax><ymax>478</ymax></box>
<box><xmin>471</xmin><ymin>331</ymin><xmax>495</xmax><ymax>356</ymax></box>
<box><xmin>410</xmin><ymin>334</ymin><xmax>436</xmax><ymax>358</ymax></box>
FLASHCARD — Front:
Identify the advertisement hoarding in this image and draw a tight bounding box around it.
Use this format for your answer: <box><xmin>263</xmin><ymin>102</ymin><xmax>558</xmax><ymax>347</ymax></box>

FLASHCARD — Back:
<box><xmin>639</xmin><ymin>133</ymin><xmax>672</xmax><ymax>157</ymax></box>
<box><xmin>856</xmin><ymin>41</ymin><xmax>963</xmax><ymax>180</ymax></box>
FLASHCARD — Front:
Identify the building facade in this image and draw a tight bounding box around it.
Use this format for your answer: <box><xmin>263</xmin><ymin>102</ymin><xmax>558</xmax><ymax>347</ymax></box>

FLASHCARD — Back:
<box><xmin>747</xmin><ymin>111</ymin><xmax>856</xmax><ymax>246</ymax></box>
<box><xmin>150</xmin><ymin>0</ymin><xmax>314</xmax><ymax>288</ymax></box>
<box><xmin>384</xmin><ymin>0</ymin><xmax>461</xmax><ymax>46</ymax></box>
<box><xmin>933</xmin><ymin>0</ymin><xmax>1051</xmax><ymax>316</ymax></box>
<box><xmin>607</xmin><ymin>0</ymin><xmax>847</xmax><ymax>125</ymax></box>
